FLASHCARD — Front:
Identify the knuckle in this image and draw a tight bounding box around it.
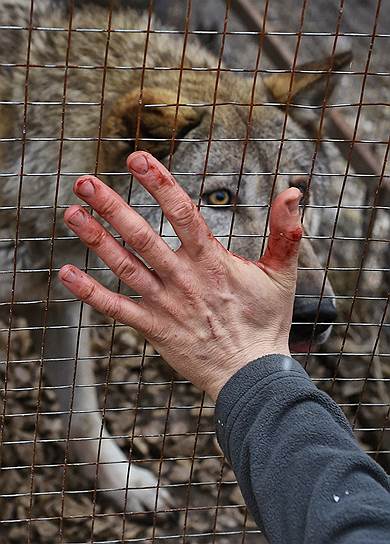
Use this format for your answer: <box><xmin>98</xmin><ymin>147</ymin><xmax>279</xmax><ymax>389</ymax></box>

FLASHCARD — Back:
<box><xmin>102</xmin><ymin>296</ymin><xmax>121</xmax><ymax>319</ymax></box>
<box><xmin>169</xmin><ymin>199</ymin><xmax>196</xmax><ymax>228</ymax></box>
<box><xmin>86</xmin><ymin>227</ymin><xmax>107</xmax><ymax>249</ymax></box>
<box><xmin>114</xmin><ymin>255</ymin><xmax>138</xmax><ymax>283</ymax></box>
<box><xmin>284</xmin><ymin>226</ymin><xmax>303</xmax><ymax>243</ymax></box>
<box><xmin>178</xmin><ymin>275</ymin><xmax>199</xmax><ymax>300</ymax></box>
<box><xmin>79</xmin><ymin>281</ymin><xmax>97</xmax><ymax>303</ymax></box>
<box><xmin>130</xmin><ymin>223</ymin><xmax>155</xmax><ymax>253</ymax></box>
<box><xmin>145</xmin><ymin>319</ymin><xmax>170</xmax><ymax>344</ymax></box>
<box><xmin>97</xmin><ymin>196</ymin><xmax>121</xmax><ymax>220</ymax></box>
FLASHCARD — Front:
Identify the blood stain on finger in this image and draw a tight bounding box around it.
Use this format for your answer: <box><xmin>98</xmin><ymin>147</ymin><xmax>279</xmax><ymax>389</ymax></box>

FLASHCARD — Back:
<box><xmin>149</xmin><ymin>163</ymin><xmax>175</xmax><ymax>186</ymax></box>
<box><xmin>285</xmin><ymin>226</ymin><xmax>303</xmax><ymax>242</ymax></box>
<box><xmin>263</xmin><ymin>227</ymin><xmax>303</xmax><ymax>269</ymax></box>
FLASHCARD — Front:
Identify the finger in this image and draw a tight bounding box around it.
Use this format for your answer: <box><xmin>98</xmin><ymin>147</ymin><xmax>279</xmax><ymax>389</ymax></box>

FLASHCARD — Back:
<box><xmin>59</xmin><ymin>265</ymin><xmax>151</xmax><ymax>331</ymax></box>
<box><xmin>72</xmin><ymin>175</ymin><xmax>178</xmax><ymax>278</ymax></box>
<box><xmin>64</xmin><ymin>205</ymin><xmax>162</xmax><ymax>299</ymax></box>
<box><xmin>127</xmin><ymin>151</ymin><xmax>214</xmax><ymax>259</ymax></box>
<box><xmin>259</xmin><ymin>187</ymin><xmax>303</xmax><ymax>275</ymax></box>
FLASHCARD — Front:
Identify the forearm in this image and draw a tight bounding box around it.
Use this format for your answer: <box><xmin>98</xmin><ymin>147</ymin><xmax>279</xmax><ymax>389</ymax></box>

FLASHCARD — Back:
<box><xmin>215</xmin><ymin>355</ymin><xmax>390</xmax><ymax>544</ymax></box>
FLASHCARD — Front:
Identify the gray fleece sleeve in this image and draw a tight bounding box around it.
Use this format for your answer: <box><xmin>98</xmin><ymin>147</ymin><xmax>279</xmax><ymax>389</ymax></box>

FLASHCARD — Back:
<box><xmin>215</xmin><ymin>355</ymin><xmax>390</xmax><ymax>544</ymax></box>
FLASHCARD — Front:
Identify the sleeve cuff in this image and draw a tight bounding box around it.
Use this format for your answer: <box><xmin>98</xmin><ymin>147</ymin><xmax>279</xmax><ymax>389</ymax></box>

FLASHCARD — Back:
<box><xmin>214</xmin><ymin>355</ymin><xmax>311</xmax><ymax>461</ymax></box>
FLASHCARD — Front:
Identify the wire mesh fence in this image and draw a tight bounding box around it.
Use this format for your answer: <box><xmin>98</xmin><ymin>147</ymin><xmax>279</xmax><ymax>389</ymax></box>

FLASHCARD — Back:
<box><xmin>0</xmin><ymin>0</ymin><xmax>388</xmax><ymax>542</ymax></box>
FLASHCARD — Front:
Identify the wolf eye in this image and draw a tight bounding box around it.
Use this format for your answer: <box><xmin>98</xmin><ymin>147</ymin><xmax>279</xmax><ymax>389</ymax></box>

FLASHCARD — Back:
<box><xmin>205</xmin><ymin>189</ymin><xmax>232</xmax><ymax>206</ymax></box>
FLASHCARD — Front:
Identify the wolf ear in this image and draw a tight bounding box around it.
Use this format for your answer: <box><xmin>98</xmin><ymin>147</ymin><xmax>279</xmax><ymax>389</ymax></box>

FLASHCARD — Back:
<box><xmin>264</xmin><ymin>50</ymin><xmax>352</xmax><ymax>115</ymax></box>
<box><xmin>104</xmin><ymin>88</ymin><xmax>203</xmax><ymax>162</ymax></box>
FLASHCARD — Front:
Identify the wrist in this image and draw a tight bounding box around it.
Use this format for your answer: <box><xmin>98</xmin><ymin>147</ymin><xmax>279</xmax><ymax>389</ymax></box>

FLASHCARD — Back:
<box><xmin>206</xmin><ymin>346</ymin><xmax>291</xmax><ymax>401</ymax></box>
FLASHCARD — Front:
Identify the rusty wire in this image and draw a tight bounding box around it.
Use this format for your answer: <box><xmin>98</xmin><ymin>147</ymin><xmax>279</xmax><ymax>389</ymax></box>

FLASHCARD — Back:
<box><xmin>0</xmin><ymin>0</ymin><xmax>389</xmax><ymax>542</ymax></box>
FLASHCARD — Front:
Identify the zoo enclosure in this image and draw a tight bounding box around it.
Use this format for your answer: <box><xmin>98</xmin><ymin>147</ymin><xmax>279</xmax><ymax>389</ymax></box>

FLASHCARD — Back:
<box><xmin>0</xmin><ymin>0</ymin><xmax>389</xmax><ymax>543</ymax></box>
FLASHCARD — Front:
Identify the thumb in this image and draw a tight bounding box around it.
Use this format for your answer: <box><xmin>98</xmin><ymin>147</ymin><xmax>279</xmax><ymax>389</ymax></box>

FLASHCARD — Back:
<box><xmin>259</xmin><ymin>187</ymin><xmax>303</xmax><ymax>278</ymax></box>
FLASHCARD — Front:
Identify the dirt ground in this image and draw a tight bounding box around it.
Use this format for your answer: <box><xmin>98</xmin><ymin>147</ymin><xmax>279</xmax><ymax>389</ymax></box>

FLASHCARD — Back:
<box><xmin>0</xmin><ymin>1</ymin><xmax>389</xmax><ymax>542</ymax></box>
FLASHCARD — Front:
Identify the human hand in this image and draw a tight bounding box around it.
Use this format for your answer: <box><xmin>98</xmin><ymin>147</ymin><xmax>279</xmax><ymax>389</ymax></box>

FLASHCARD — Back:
<box><xmin>59</xmin><ymin>152</ymin><xmax>302</xmax><ymax>401</ymax></box>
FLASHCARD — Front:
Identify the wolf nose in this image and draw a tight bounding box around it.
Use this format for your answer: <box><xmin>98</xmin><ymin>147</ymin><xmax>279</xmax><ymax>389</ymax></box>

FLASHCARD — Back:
<box><xmin>292</xmin><ymin>298</ymin><xmax>337</xmax><ymax>339</ymax></box>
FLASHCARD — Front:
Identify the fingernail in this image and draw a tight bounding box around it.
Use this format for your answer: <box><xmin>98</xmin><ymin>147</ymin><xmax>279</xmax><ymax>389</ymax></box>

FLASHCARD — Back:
<box><xmin>77</xmin><ymin>178</ymin><xmax>95</xmax><ymax>197</ymax></box>
<box><xmin>61</xmin><ymin>267</ymin><xmax>78</xmax><ymax>283</ymax></box>
<box><xmin>287</xmin><ymin>193</ymin><xmax>302</xmax><ymax>214</ymax></box>
<box><xmin>129</xmin><ymin>153</ymin><xmax>149</xmax><ymax>175</ymax></box>
<box><xmin>67</xmin><ymin>208</ymin><xmax>87</xmax><ymax>227</ymax></box>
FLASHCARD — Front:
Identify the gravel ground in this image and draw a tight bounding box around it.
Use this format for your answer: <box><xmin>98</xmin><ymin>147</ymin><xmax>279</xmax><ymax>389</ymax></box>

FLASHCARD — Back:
<box><xmin>0</xmin><ymin>1</ymin><xmax>389</xmax><ymax>543</ymax></box>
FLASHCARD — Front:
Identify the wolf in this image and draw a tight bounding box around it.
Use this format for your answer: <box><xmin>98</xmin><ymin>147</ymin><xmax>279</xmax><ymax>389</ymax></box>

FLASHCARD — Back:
<box><xmin>0</xmin><ymin>0</ymin><xmax>387</xmax><ymax>515</ymax></box>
